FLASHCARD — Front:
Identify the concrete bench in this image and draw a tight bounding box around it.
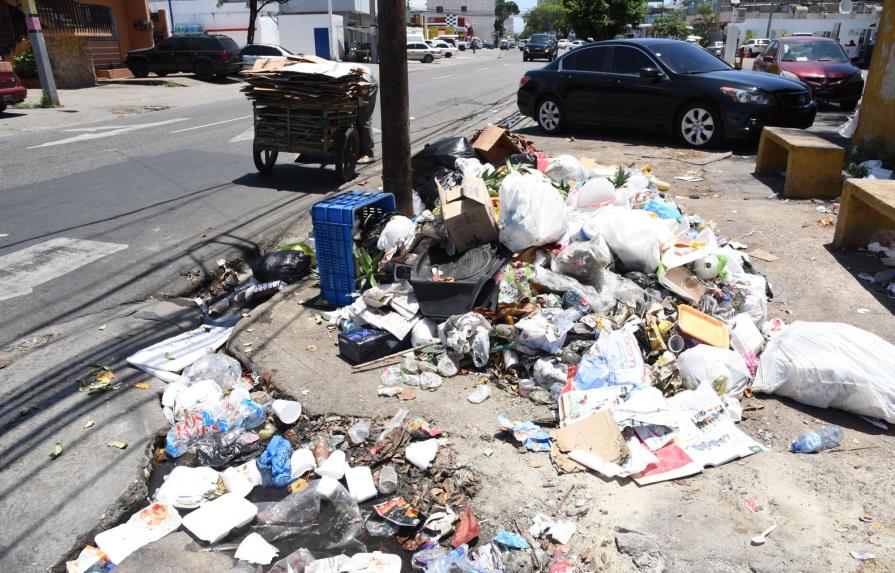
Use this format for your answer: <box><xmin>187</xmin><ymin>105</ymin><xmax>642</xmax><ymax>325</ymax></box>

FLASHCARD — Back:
<box><xmin>833</xmin><ymin>178</ymin><xmax>895</xmax><ymax>249</ymax></box>
<box><xmin>754</xmin><ymin>126</ymin><xmax>845</xmax><ymax>199</ymax></box>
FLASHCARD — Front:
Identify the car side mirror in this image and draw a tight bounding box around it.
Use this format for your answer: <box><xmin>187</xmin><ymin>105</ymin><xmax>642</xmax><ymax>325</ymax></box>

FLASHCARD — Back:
<box><xmin>640</xmin><ymin>67</ymin><xmax>664</xmax><ymax>79</ymax></box>
<box><xmin>763</xmin><ymin>55</ymin><xmax>774</xmax><ymax>63</ymax></box>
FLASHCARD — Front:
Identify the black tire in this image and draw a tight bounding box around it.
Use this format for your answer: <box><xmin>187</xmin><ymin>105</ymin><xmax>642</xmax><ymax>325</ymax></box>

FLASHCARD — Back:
<box><xmin>194</xmin><ymin>61</ymin><xmax>214</xmax><ymax>81</ymax></box>
<box><xmin>523</xmin><ymin>55</ymin><xmax>529</xmax><ymax>62</ymax></box>
<box><xmin>130</xmin><ymin>60</ymin><xmax>149</xmax><ymax>78</ymax></box>
<box><xmin>335</xmin><ymin>127</ymin><xmax>360</xmax><ymax>182</ymax></box>
<box><xmin>840</xmin><ymin>98</ymin><xmax>859</xmax><ymax>111</ymax></box>
<box><xmin>676</xmin><ymin>102</ymin><xmax>722</xmax><ymax>148</ymax></box>
<box><xmin>536</xmin><ymin>96</ymin><xmax>566</xmax><ymax>134</ymax></box>
<box><xmin>155</xmin><ymin>71</ymin><xmax>168</xmax><ymax>77</ymax></box>
<box><xmin>253</xmin><ymin>147</ymin><xmax>278</xmax><ymax>174</ymax></box>
<box><xmin>445</xmin><ymin>52</ymin><xmax>452</xmax><ymax>58</ymax></box>
<box><xmin>0</xmin><ymin>102</ymin><xmax>6</xmax><ymax>113</ymax></box>
<box><xmin>422</xmin><ymin>54</ymin><xmax>434</xmax><ymax>64</ymax></box>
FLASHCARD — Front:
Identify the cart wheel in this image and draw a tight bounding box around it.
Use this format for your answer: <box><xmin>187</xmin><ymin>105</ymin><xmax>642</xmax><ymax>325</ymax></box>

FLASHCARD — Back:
<box><xmin>253</xmin><ymin>147</ymin><xmax>278</xmax><ymax>174</ymax></box>
<box><xmin>335</xmin><ymin>127</ymin><xmax>360</xmax><ymax>182</ymax></box>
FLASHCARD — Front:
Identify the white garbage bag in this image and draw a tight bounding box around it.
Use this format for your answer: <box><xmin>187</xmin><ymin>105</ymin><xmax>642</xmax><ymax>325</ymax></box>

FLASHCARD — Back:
<box><xmin>678</xmin><ymin>345</ymin><xmax>751</xmax><ymax>398</ymax></box>
<box><xmin>591</xmin><ymin>206</ymin><xmax>665</xmax><ymax>273</ymax></box>
<box><xmin>376</xmin><ymin>216</ymin><xmax>416</xmax><ymax>252</ymax></box>
<box><xmin>753</xmin><ymin>322</ymin><xmax>895</xmax><ymax>423</ymax></box>
<box><xmin>566</xmin><ymin>177</ymin><xmax>615</xmax><ymax>209</ymax></box>
<box><xmin>543</xmin><ymin>155</ymin><xmax>588</xmax><ymax>184</ymax></box>
<box><xmin>498</xmin><ymin>170</ymin><xmax>568</xmax><ymax>251</ymax></box>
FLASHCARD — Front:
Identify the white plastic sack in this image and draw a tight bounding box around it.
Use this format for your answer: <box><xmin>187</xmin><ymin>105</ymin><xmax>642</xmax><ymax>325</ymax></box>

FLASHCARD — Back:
<box><xmin>376</xmin><ymin>216</ymin><xmax>416</xmax><ymax>251</ymax></box>
<box><xmin>678</xmin><ymin>345</ymin><xmax>751</xmax><ymax>398</ymax></box>
<box><xmin>182</xmin><ymin>353</ymin><xmax>243</xmax><ymax>390</ymax></box>
<box><xmin>455</xmin><ymin>157</ymin><xmax>493</xmax><ymax>178</ymax></box>
<box><xmin>498</xmin><ymin>170</ymin><xmax>568</xmax><ymax>251</ymax></box>
<box><xmin>591</xmin><ymin>206</ymin><xmax>665</xmax><ymax>273</ymax></box>
<box><xmin>566</xmin><ymin>177</ymin><xmax>615</xmax><ymax>209</ymax></box>
<box><xmin>859</xmin><ymin>159</ymin><xmax>894</xmax><ymax>180</ymax></box>
<box><xmin>838</xmin><ymin>109</ymin><xmax>858</xmax><ymax>138</ymax></box>
<box><xmin>543</xmin><ymin>155</ymin><xmax>588</xmax><ymax>184</ymax></box>
<box><xmin>753</xmin><ymin>322</ymin><xmax>895</xmax><ymax>423</ymax></box>
<box><xmin>515</xmin><ymin>308</ymin><xmax>582</xmax><ymax>354</ymax></box>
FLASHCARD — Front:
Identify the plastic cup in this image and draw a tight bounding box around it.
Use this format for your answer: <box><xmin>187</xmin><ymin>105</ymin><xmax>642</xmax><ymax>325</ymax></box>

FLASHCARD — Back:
<box><xmin>667</xmin><ymin>334</ymin><xmax>685</xmax><ymax>354</ymax></box>
<box><xmin>271</xmin><ymin>399</ymin><xmax>302</xmax><ymax>424</ymax></box>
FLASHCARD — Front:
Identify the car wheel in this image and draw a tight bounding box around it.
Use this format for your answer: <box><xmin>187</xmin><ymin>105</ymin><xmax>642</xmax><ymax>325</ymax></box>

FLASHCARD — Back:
<box><xmin>194</xmin><ymin>61</ymin><xmax>214</xmax><ymax>81</ymax></box>
<box><xmin>0</xmin><ymin>102</ymin><xmax>6</xmax><ymax>113</ymax></box>
<box><xmin>130</xmin><ymin>61</ymin><xmax>149</xmax><ymax>78</ymax></box>
<box><xmin>445</xmin><ymin>52</ymin><xmax>452</xmax><ymax>58</ymax></box>
<box><xmin>523</xmin><ymin>55</ymin><xmax>528</xmax><ymax>62</ymax></box>
<box><xmin>840</xmin><ymin>98</ymin><xmax>859</xmax><ymax>111</ymax></box>
<box><xmin>677</xmin><ymin>103</ymin><xmax>721</xmax><ymax>148</ymax></box>
<box><xmin>423</xmin><ymin>54</ymin><xmax>433</xmax><ymax>63</ymax></box>
<box><xmin>536</xmin><ymin>96</ymin><xmax>565</xmax><ymax>134</ymax></box>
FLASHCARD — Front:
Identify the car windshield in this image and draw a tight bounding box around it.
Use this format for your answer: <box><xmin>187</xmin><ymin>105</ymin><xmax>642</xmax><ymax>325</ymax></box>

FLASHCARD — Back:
<box><xmin>650</xmin><ymin>42</ymin><xmax>731</xmax><ymax>74</ymax></box>
<box><xmin>781</xmin><ymin>40</ymin><xmax>848</xmax><ymax>62</ymax></box>
<box><xmin>530</xmin><ymin>34</ymin><xmax>552</xmax><ymax>43</ymax></box>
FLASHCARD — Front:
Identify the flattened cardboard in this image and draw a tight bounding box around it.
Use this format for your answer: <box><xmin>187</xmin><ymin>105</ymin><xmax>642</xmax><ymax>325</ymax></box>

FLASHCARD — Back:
<box><xmin>437</xmin><ymin>178</ymin><xmax>499</xmax><ymax>252</ymax></box>
<box><xmin>658</xmin><ymin>266</ymin><xmax>708</xmax><ymax>303</ymax></box>
<box><xmin>472</xmin><ymin>125</ymin><xmax>521</xmax><ymax>164</ymax></box>
<box><xmin>553</xmin><ymin>408</ymin><xmax>628</xmax><ymax>464</ymax></box>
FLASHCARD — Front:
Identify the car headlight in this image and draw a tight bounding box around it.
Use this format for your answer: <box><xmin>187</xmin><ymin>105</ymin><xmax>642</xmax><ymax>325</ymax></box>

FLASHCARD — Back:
<box><xmin>721</xmin><ymin>87</ymin><xmax>771</xmax><ymax>105</ymax></box>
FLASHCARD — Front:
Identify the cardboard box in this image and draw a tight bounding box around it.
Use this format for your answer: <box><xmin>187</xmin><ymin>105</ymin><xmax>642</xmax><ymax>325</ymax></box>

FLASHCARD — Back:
<box><xmin>553</xmin><ymin>408</ymin><xmax>628</xmax><ymax>464</ymax></box>
<box><xmin>472</xmin><ymin>125</ymin><xmax>521</xmax><ymax>165</ymax></box>
<box><xmin>437</xmin><ymin>177</ymin><xmax>499</xmax><ymax>252</ymax></box>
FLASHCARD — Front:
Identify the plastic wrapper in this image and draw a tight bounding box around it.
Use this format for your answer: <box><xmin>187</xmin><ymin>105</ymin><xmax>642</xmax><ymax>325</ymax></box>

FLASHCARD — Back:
<box><xmin>252</xmin><ymin>250</ymin><xmax>311</xmax><ymax>284</ymax></box>
<box><xmin>439</xmin><ymin>312</ymin><xmax>492</xmax><ymax>368</ymax></box>
<box><xmin>182</xmin><ymin>353</ymin><xmax>243</xmax><ymax>389</ymax></box>
<box><xmin>574</xmin><ymin>329</ymin><xmax>648</xmax><ymax>389</ymax></box>
<box><xmin>267</xmin><ymin>547</ymin><xmax>316</xmax><ymax>573</ymax></box>
<box><xmin>455</xmin><ymin>156</ymin><xmax>494</xmax><ymax>178</ymax></box>
<box><xmin>498</xmin><ymin>264</ymin><xmax>536</xmax><ymax>304</ymax></box>
<box><xmin>412</xmin><ymin>136</ymin><xmax>475</xmax><ymax>208</ymax></box>
<box><xmin>643</xmin><ymin>198</ymin><xmax>682</xmax><ymax>220</ymax></box>
<box><xmin>165</xmin><ymin>394</ymin><xmax>266</xmax><ymax>458</ymax></box>
<box><xmin>162</xmin><ymin>379</ymin><xmax>223</xmax><ymax>424</ymax></box>
<box><xmin>376</xmin><ymin>216</ymin><xmax>416</xmax><ymax>252</ymax></box>
<box><xmin>543</xmin><ymin>155</ymin><xmax>588</xmax><ymax>184</ymax></box>
<box><xmin>515</xmin><ymin>308</ymin><xmax>582</xmax><ymax>354</ymax></box>
<box><xmin>195</xmin><ymin>429</ymin><xmax>261</xmax><ymax>467</ymax></box>
<box><xmin>256</xmin><ymin>477</ymin><xmax>362</xmax><ymax>549</ymax></box>
<box><xmin>678</xmin><ymin>345</ymin><xmax>751</xmax><ymax>398</ymax></box>
<box><xmin>553</xmin><ymin>238</ymin><xmax>611</xmax><ymax>288</ymax></box>
<box><xmin>753</xmin><ymin>322</ymin><xmax>895</xmax><ymax>423</ymax></box>
<box><xmin>532</xmin><ymin>266</ymin><xmax>616</xmax><ymax>314</ymax></box>
<box><xmin>498</xmin><ymin>170</ymin><xmax>569</xmax><ymax>252</ymax></box>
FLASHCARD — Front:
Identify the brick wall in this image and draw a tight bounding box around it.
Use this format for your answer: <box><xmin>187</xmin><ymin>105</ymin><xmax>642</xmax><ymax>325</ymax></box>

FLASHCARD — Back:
<box><xmin>45</xmin><ymin>35</ymin><xmax>97</xmax><ymax>88</ymax></box>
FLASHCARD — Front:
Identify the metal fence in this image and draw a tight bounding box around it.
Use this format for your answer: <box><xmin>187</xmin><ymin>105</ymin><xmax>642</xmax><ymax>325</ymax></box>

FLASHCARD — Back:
<box><xmin>36</xmin><ymin>0</ymin><xmax>114</xmax><ymax>36</ymax></box>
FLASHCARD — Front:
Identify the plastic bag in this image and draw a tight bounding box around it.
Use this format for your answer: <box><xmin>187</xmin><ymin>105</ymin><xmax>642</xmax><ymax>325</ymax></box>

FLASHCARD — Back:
<box><xmin>678</xmin><ymin>345</ymin><xmax>751</xmax><ymax>398</ymax></box>
<box><xmin>838</xmin><ymin>109</ymin><xmax>858</xmax><ymax>138</ymax></box>
<box><xmin>438</xmin><ymin>312</ymin><xmax>492</xmax><ymax>367</ymax></box>
<box><xmin>753</xmin><ymin>322</ymin><xmax>895</xmax><ymax>423</ymax></box>
<box><xmin>859</xmin><ymin>159</ymin><xmax>894</xmax><ymax>180</ymax></box>
<box><xmin>252</xmin><ymin>251</ymin><xmax>311</xmax><ymax>284</ymax></box>
<box><xmin>553</xmin><ymin>238</ymin><xmax>611</xmax><ymax>288</ymax></box>
<box><xmin>602</xmin><ymin>272</ymin><xmax>646</xmax><ymax>306</ymax></box>
<box><xmin>268</xmin><ymin>548</ymin><xmax>315</xmax><ymax>573</ymax></box>
<box><xmin>643</xmin><ymin>198</ymin><xmax>681</xmax><ymax>220</ymax></box>
<box><xmin>376</xmin><ymin>216</ymin><xmax>416</xmax><ymax>252</ymax></box>
<box><xmin>165</xmin><ymin>395</ymin><xmax>266</xmax><ymax>458</ymax></box>
<box><xmin>544</xmin><ymin>155</ymin><xmax>588</xmax><ymax>184</ymax></box>
<box><xmin>195</xmin><ymin>429</ymin><xmax>262</xmax><ymax>468</ymax></box>
<box><xmin>498</xmin><ymin>171</ymin><xmax>569</xmax><ymax>252</ymax></box>
<box><xmin>592</xmin><ymin>207</ymin><xmax>665</xmax><ymax>273</ymax></box>
<box><xmin>515</xmin><ymin>308</ymin><xmax>582</xmax><ymax>354</ymax></box>
<box><xmin>257</xmin><ymin>435</ymin><xmax>293</xmax><ymax>488</ymax></box>
<box><xmin>574</xmin><ymin>329</ymin><xmax>648</xmax><ymax>389</ymax></box>
<box><xmin>566</xmin><ymin>177</ymin><xmax>615</xmax><ymax>209</ymax></box>
<box><xmin>162</xmin><ymin>379</ymin><xmax>223</xmax><ymax>424</ymax></box>
<box><xmin>532</xmin><ymin>266</ymin><xmax>616</xmax><ymax>314</ymax></box>
<box><xmin>455</xmin><ymin>157</ymin><xmax>494</xmax><ymax>178</ymax></box>
<box><xmin>182</xmin><ymin>353</ymin><xmax>243</xmax><ymax>390</ymax></box>
<box><xmin>412</xmin><ymin>136</ymin><xmax>474</xmax><ymax>208</ymax></box>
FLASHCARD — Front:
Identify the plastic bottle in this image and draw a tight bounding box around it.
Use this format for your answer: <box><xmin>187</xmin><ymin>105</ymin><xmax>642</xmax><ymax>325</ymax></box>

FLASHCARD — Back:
<box><xmin>790</xmin><ymin>426</ymin><xmax>844</xmax><ymax>453</ymax></box>
<box><xmin>377</xmin><ymin>464</ymin><xmax>398</xmax><ymax>494</ymax></box>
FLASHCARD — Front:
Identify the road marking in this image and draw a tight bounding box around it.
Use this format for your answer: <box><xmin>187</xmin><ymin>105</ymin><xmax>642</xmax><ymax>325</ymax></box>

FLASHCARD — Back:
<box><xmin>171</xmin><ymin>115</ymin><xmax>253</xmax><ymax>134</ymax></box>
<box><xmin>477</xmin><ymin>67</ymin><xmax>490</xmax><ymax>71</ymax></box>
<box><xmin>29</xmin><ymin>119</ymin><xmax>189</xmax><ymax>148</ymax></box>
<box><xmin>503</xmin><ymin>63</ymin><xmax>512</xmax><ymax>66</ymax></box>
<box><xmin>433</xmin><ymin>74</ymin><xmax>454</xmax><ymax>80</ymax></box>
<box><xmin>0</xmin><ymin>238</ymin><xmax>128</xmax><ymax>301</ymax></box>
<box><xmin>230</xmin><ymin>126</ymin><xmax>255</xmax><ymax>143</ymax></box>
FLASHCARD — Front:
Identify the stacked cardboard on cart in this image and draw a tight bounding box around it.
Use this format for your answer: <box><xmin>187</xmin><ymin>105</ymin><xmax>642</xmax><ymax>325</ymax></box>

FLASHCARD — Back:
<box><xmin>241</xmin><ymin>55</ymin><xmax>372</xmax><ymax>109</ymax></box>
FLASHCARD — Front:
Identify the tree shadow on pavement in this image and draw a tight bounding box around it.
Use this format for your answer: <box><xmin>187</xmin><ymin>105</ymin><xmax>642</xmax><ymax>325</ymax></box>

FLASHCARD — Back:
<box><xmin>824</xmin><ymin>245</ymin><xmax>895</xmax><ymax>316</ymax></box>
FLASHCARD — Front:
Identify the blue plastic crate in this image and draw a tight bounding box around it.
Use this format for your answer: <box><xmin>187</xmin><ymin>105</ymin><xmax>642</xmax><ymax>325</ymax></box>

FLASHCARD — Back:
<box><xmin>312</xmin><ymin>191</ymin><xmax>396</xmax><ymax>305</ymax></box>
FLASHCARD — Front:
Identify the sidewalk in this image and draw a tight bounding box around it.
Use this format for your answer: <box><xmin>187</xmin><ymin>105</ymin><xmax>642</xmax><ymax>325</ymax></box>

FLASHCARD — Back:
<box><xmin>0</xmin><ymin>76</ymin><xmax>242</xmax><ymax>136</ymax></box>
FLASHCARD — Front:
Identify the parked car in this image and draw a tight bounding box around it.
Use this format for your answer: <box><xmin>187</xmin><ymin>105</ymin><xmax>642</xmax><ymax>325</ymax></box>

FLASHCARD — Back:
<box><xmin>424</xmin><ymin>40</ymin><xmax>444</xmax><ymax>56</ymax></box>
<box><xmin>517</xmin><ymin>39</ymin><xmax>816</xmax><ymax>147</ymax></box>
<box><xmin>752</xmin><ymin>36</ymin><xmax>864</xmax><ymax>110</ymax></box>
<box><xmin>407</xmin><ymin>42</ymin><xmax>442</xmax><ymax>63</ymax></box>
<box><xmin>518</xmin><ymin>39</ymin><xmax>528</xmax><ymax>50</ymax></box>
<box><xmin>508</xmin><ymin>38</ymin><xmax>516</xmax><ymax>48</ymax></box>
<box><xmin>499</xmin><ymin>39</ymin><xmax>509</xmax><ymax>50</ymax></box>
<box><xmin>523</xmin><ymin>33</ymin><xmax>558</xmax><ymax>62</ymax></box>
<box><xmin>0</xmin><ymin>64</ymin><xmax>26</xmax><ymax>113</ymax></box>
<box><xmin>430</xmin><ymin>40</ymin><xmax>457</xmax><ymax>58</ymax></box>
<box><xmin>240</xmin><ymin>44</ymin><xmax>292</xmax><ymax>68</ymax></box>
<box><xmin>709</xmin><ymin>41</ymin><xmax>725</xmax><ymax>58</ymax></box>
<box><xmin>125</xmin><ymin>34</ymin><xmax>242</xmax><ymax>81</ymax></box>
<box><xmin>456</xmin><ymin>39</ymin><xmax>469</xmax><ymax>50</ymax></box>
<box><xmin>739</xmin><ymin>38</ymin><xmax>769</xmax><ymax>58</ymax></box>
<box><xmin>482</xmin><ymin>41</ymin><xmax>495</xmax><ymax>49</ymax></box>
<box><xmin>569</xmin><ymin>40</ymin><xmax>585</xmax><ymax>50</ymax></box>
<box><xmin>558</xmin><ymin>38</ymin><xmax>569</xmax><ymax>49</ymax></box>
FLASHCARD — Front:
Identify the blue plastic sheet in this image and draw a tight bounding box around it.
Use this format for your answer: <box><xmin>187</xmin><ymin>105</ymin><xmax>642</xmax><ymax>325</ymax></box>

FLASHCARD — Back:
<box><xmin>643</xmin><ymin>198</ymin><xmax>682</xmax><ymax>220</ymax></box>
<box><xmin>492</xmin><ymin>531</ymin><xmax>530</xmax><ymax>550</ymax></box>
<box><xmin>257</xmin><ymin>435</ymin><xmax>293</xmax><ymax>487</ymax></box>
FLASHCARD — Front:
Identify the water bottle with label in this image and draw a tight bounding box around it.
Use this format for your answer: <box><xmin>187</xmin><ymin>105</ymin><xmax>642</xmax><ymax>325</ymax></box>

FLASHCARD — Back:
<box><xmin>790</xmin><ymin>426</ymin><xmax>844</xmax><ymax>453</ymax></box>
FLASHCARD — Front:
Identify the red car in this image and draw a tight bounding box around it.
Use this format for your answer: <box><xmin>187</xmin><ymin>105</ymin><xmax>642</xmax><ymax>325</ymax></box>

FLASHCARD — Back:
<box><xmin>752</xmin><ymin>36</ymin><xmax>864</xmax><ymax>110</ymax></box>
<box><xmin>0</xmin><ymin>64</ymin><xmax>27</xmax><ymax>112</ymax></box>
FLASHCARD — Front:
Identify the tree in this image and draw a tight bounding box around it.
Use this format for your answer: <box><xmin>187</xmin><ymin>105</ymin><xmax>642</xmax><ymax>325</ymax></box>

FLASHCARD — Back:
<box><xmin>695</xmin><ymin>3</ymin><xmax>717</xmax><ymax>46</ymax></box>
<box><xmin>744</xmin><ymin>29</ymin><xmax>756</xmax><ymax>41</ymax></box>
<box><xmin>523</xmin><ymin>0</ymin><xmax>570</xmax><ymax>37</ymax></box>
<box><xmin>494</xmin><ymin>0</ymin><xmax>520</xmax><ymax>39</ymax></box>
<box><xmin>652</xmin><ymin>10</ymin><xmax>689</xmax><ymax>40</ymax></box>
<box><xmin>562</xmin><ymin>0</ymin><xmax>647</xmax><ymax>41</ymax></box>
<box><xmin>220</xmin><ymin>0</ymin><xmax>288</xmax><ymax>45</ymax></box>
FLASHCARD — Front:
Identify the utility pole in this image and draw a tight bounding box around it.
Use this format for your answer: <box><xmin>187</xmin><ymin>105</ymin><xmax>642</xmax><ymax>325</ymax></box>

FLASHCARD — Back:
<box><xmin>377</xmin><ymin>0</ymin><xmax>412</xmax><ymax>215</ymax></box>
<box><xmin>23</xmin><ymin>0</ymin><xmax>58</xmax><ymax>105</ymax></box>
<box><xmin>327</xmin><ymin>0</ymin><xmax>337</xmax><ymax>59</ymax></box>
<box><xmin>766</xmin><ymin>0</ymin><xmax>775</xmax><ymax>38</ymax></box>
<box><xmin>369</xmin><ymin>0</ymin><xmax>378</xmax><ymax>63</ymax></box>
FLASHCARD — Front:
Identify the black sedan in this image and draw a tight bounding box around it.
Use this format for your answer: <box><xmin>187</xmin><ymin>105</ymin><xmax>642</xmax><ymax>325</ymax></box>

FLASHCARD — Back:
<box><xmin>517</xmin><ymin>39</ymin><xmax>816</xmax><ymax>147</ymax></box>
<box><xmin>523</xmin><ymin>33</ymin><xmax>558</xmax><ymax>62</ymax></box>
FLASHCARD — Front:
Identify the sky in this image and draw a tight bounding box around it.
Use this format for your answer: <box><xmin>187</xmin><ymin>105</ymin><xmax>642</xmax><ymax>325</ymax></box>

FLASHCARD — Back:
<box><xmin>517</xmin><ymin>0</ymin><xmax>538</xmax><ymax>12</ymax></box>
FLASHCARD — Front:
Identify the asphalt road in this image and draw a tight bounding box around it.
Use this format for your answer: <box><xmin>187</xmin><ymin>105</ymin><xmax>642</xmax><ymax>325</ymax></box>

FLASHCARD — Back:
<box><xmin>0</xmin><ymin>49</ymin><xmax>532</xmax><ymax>347</ymax></box>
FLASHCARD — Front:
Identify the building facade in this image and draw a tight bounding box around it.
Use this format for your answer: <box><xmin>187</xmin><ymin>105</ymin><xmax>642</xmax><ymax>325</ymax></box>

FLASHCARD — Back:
<box><xmin>423</xmin><ymin>0</ymin><xmax>495</xmax><ymax>41</ymax></box>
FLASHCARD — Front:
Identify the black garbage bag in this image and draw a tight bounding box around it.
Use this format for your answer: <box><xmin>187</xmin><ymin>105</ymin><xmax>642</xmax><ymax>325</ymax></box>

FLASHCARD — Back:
<box><xmin>195</xmin><ymin>430</ymin><xmax>263</xmax><ymax>468</ymax></box>
<box><xmin>507</xmin><ymin>152</ymin><xmax>538</xmax><ymax>168</ymax></box>
<box><xmin>411</xmin><ymin>136</ymin><xmax>475</xmax><ymax>208</ymax></box>
<box><xmin>252</xmin><ymin>251</ymin><xmax>311</xmax><ymax>284</ymax></box>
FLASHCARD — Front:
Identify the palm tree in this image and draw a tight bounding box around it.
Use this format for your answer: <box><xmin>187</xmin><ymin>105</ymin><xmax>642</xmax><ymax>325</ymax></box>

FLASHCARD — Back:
<box><xmin>695</xmin><ymin>3</ymin><xmax>718</xmax><ymax>46</ymax></box>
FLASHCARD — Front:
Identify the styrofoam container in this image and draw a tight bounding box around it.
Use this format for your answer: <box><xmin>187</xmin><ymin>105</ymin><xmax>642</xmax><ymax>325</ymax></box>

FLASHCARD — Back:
<box><xmin>290</xmin><ymin>448</ymin><xmax>317</xmax><ymax>479</ymax></box>
<box><xmin>222</xmin><ymin>461</ymin><xmax>261</xmax><ymax>498</ymax></box>
<box><xmin>181</xmin><ymin>493</ymin><xmax>258</xmax><ymax>543</ymax></box>
<box><xmin>271</xmin><ymin>399</ymin><xmax>302</xmax><ymax>424</ymax></box>
<box><xmin>315</xmin><ymin>449</ymin><xmax>348</xmax><ymax>480</ymax></box>
<box><xmin>345</xmin><ymin>466</ymin><xmax>377</xmax><ymax>503</ymax></box>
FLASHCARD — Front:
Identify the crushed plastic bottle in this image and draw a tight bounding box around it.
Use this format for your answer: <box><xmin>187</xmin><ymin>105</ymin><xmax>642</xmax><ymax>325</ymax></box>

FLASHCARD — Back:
<box><xmin>790</xmin><ymin>426</ymin><xmax>843</xmax><ymax>453</ymax></box>
<box><xmin>437</xmin><ymin>354</ymin><xmax>459</xmax><ymax>377</ymax></box>
<box><xmin>348</xmin><ymin>420</ymin><xmax>371</xmax><ymax>444</ymax></box>
<box><xmin>377</xmin><ymin>464</ymin><xmax>398</xmax><ymax>494</ymax></box>
<box><xmin>467</xmin><ymin>385</ymin><xmax>492</xmax><ymax>404</ymax></box>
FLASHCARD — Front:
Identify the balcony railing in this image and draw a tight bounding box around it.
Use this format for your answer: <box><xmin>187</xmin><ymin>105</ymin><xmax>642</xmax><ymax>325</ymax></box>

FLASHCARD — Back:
<box><xmin>37</xmin><ymin>0</ymin><xmax>114</xmax><ymax>37</ymax></box>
